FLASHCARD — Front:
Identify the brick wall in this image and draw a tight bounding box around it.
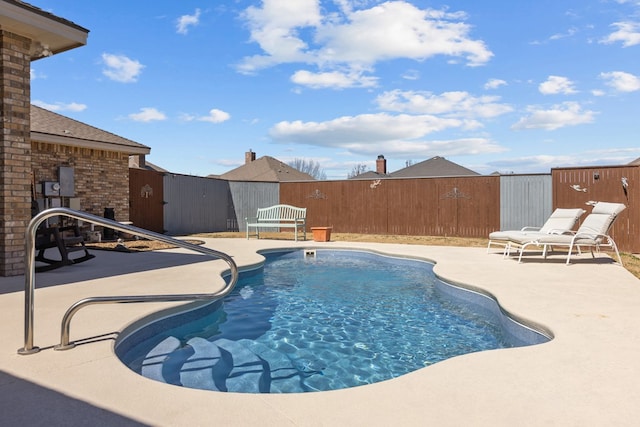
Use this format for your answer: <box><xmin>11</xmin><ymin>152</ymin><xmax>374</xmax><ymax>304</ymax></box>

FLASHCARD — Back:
<box><xmin>0</xmin><ymin>31</ymin><xmax>32</xmax><ymax>276</ymax></box>
<box><xmin>32</xmin><ymin>142</ymin><xmax>131</xmax><ymax>221</ymax></box>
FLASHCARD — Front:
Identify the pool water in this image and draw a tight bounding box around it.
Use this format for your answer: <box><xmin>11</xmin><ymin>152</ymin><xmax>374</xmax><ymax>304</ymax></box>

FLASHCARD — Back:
<box><xmin>117</xmin><ymin>250</ymin><xmax>549</xmax><ymax>393</ymax></box>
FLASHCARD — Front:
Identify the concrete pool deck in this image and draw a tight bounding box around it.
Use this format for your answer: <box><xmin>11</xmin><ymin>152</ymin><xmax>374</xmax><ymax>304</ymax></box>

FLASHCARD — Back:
<box><xmin>1</xmin><ymin>238</ymin><xmax>639</xmax><ymax>426</ymax></box>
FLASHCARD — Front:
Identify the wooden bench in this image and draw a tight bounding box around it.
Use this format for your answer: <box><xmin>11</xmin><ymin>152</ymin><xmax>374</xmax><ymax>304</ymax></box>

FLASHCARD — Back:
<box><xmin>246</xmin><ymin>204</ymin><xmax>307</xmax><ymax>241</ymax></box>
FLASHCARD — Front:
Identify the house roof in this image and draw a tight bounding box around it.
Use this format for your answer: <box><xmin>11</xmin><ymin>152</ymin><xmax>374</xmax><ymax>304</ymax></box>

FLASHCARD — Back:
<box><xmin>216</xmin><ymin>156</ymin><xmax>315</xmax><ymax>182</ymax></box>
<box><xmin>0</xmin><ymin>0</ymin><xmax>89</xmax><ymax>59</ymax></box>
<box><xmin>629</xmin><ymin>157</ymin><xmax>640</xmax><ymax>165</ymax></box>
<box><xmin>389</xmin><ymin>156</ymin><xmax>480</xmax><ymax>178</ymax></box>
<box><xmin>31</xmin><ymin>105</ymin><xmax>150</xmax><ymax>155</ymax></box>
<box><xmin>350</xmin><ymin>171</ymin><xmax>387</xmax><ymax>180</ymax></box>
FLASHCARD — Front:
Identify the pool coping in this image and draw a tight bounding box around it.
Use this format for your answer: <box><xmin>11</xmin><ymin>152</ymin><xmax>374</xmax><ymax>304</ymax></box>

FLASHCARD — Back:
<box><xmin>1</xmin><ymin>238</ymin><xmax>640</xmax><ymax>426</ymax></box>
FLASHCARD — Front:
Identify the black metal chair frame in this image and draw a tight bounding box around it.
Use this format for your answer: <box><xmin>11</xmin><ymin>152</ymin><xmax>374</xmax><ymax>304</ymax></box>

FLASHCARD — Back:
<box><xmin>34</xmin><ymin>224</ymin><xmax>95</xmax><ymax>272</ymax></box>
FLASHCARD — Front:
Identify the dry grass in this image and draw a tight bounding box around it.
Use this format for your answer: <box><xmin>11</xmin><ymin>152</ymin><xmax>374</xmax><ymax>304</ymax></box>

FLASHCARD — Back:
<box><xmin>90</xmin><ymin>231</ymin><xmax>640</xmax><ymax>280</ymax></box>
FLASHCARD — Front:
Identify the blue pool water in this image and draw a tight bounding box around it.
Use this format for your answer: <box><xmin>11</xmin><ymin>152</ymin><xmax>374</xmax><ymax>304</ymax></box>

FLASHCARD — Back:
<box><xmin>116</xmin><ymin>250</ymin><xmax>550</xmax><ymax>393</ymax></box>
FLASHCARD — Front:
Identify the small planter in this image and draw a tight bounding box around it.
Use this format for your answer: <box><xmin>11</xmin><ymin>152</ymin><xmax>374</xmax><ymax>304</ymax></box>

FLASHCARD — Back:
<box><xmin>311</xmin><ymin>227</ymin><xmax>332</xmax><ymax>242</ymax></box>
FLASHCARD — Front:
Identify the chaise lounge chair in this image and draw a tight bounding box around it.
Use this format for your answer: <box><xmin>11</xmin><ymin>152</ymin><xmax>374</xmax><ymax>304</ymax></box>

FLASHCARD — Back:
<box><xmin>487</xmin><ymin>208</ymin><xmax>586</xmax><ymax>255</ymax></box>
<box><xmin>507</xmin><ymin>202</ymin><xmax>626</xmax><ymax>266</ymax></box>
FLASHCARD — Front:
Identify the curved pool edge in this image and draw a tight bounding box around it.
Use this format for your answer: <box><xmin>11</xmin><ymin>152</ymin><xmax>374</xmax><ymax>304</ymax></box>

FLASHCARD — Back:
<box><xmin>3</xmin><ymin>238</ymin><xmax>639</xmax><ymax>425</ymax></box>
<box><xmin>114</xmin><ymin>245</ymin><xmax>554</xmax><ymax>377</ymax></box>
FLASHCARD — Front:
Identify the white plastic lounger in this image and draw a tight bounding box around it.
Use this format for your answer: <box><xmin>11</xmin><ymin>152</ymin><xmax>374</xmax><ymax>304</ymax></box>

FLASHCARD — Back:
<box><xmin>509</xmin><ymin>202</ymin><xmax>626</xmax><ymax>266</ymax></box>
<box><xmin>487</xmin><ymin>208</ymin><xmax>586</xmax><ymax>255</ymax></box>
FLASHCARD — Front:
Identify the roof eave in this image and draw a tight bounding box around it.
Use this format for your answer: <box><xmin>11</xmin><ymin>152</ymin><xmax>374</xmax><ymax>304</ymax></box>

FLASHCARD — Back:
<box><xmin>32</xmin><ymin>131</ymin><xmax>151</xmax><ymax>155</ymax></box>
<box><xmin>0</xmin><ymin>1</ymin><xmax>88</xmax><ymax>60</ymax></box>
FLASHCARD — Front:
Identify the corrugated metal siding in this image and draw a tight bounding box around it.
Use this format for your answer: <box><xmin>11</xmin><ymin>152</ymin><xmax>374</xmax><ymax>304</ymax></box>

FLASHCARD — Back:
<box><xmin>553</xmin><ymin>165</ymin><xmax>639</xmax><ymax>253</ymax></box>
<box><xmin>499</xmin><ymin>174</ymin><xmax>552</xmax><ymax>231</ymax></box>
<box><xmin>228</xmin><ymin>181</ymin><xmax>279</xmax><ymax>231</ymax></box>
<box><xmin>163</xmin><ymin>174</ymin><xmax>231</xmax><ymax>235</ymax></box>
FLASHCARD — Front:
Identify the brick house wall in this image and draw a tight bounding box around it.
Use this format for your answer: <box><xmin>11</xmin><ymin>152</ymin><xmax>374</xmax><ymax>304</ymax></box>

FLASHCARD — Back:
<box><xmin>0</xmin><ymin>30</ymin><xmax>32</xmax><ymax>276</ymax></box>
<box><xmin>31</xmin><ymin>142</ymin><xmax>130</xmax><ymax>221</ymax></box>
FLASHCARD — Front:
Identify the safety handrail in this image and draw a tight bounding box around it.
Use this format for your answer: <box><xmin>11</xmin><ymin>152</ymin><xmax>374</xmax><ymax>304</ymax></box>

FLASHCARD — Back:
<box><xmin>18</xmin><ymin>207</ymin><xmax>239</xmax><ymax>355</ymax></box>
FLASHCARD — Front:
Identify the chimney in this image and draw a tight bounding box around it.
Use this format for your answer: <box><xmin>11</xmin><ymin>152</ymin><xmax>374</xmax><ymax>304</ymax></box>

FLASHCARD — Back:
<box><xmin>376</xmin><ymin>154</ymin><xmax>387</xmax><ymax>174</ymax></box>
<box><xmin>245</xmin><ymin>149</ymin><xmax>256</xmax><ymax>164</ymax></box>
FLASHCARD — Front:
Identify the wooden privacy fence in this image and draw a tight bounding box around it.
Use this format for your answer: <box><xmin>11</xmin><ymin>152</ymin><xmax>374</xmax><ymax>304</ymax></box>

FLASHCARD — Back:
<box><xmin>129</xmin><ymin>164</ymin><xmax>638</xmax><ymax>252</ymax></box>
<box><xmin>553</xmin><ymin>165</ymin><xmax>639</xmax><ymax>253</ymax></box>
<box><xmin>280</xmin><ymin>176</ymin><xmax>500</xmax><ymax>238</ymax></box>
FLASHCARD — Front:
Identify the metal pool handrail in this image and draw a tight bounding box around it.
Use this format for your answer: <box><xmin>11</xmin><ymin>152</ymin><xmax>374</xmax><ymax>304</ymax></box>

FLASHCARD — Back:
<box><xmin>18</xmin><ymin>207</ymin><xmax>239</xmax><ymax>355</ymax></box>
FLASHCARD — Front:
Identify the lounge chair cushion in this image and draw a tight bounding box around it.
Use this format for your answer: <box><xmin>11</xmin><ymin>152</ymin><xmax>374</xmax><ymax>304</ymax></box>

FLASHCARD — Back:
<box><xmin>489</xmin><ymin>208</ymin><xmax>585</xmax><ymax>241</ymax></box>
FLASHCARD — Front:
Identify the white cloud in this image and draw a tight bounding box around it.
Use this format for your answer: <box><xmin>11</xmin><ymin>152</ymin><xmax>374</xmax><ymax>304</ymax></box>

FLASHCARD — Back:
<box><xmin>600</xmin><ymin>71</ymin><xmax>640</xmax><ymax>92</ymax></box>
<box><xmin>270</xmin><ymin>113</ymin><xmax>504</xmax><ymax>157</ymax></box>
<box><xmin>177</xmin><ymin>9</ymin><xmax>201</xmax><ymax>35</ymax></box>
<box><xmin>268</xmin><ymin>112</ymin><xmax>505</xmax><ymax>158</ymax></box>
<box><xmin>102</xmin><ymin>53</ymin><xmax>144</xmax><ymax>83</ymax></box>
<box><xmin>539</xmin><ymin>76</ymin><xmax>577</xmax><ymax>95</ymax></box>
<box><xmin>484</xmin><ymin>78</ymin><xmax>507</xmax><ymax>90</ymax></box>
<box><xmin>30</xmin><ymin>68</ymin><xmax>46</xmax><ymax>80</ymax></box>
<box><xmin>549</xmin><ymin>27</ymin><xmax>578</xmax><ymax>41</ymax></box>
<box><xmin>314</xmin><ymin>3</ymin><xmax>492</xmax><ymax>66</ymax></box>
<box><xmin>375</xmin><ymin>90</ymin><xmax>513</xmax><ymax>119</ymax></box>
<box><xmin>129</xmin><ymin>107</ymin><xmax>167</xmax><ymax>122</ymax></box>
<box><xmin>238</xmin><ymin>1</ymin><xmax>493</xmax><ymax>87</ymax></box>
<box><xmin>198</xmin><ymin>109</ymin><xmax>231</xmax><ymax>123</ymax></box>
<box><xmin>486</xmin><ymin>149</ymin><xmax>640</xmax><ymax>174</ymax></box>
<box><xmin>180</xmin><ymin>109</ymin><xmax>231</xmax><ymax>123</ymax></box>
<box><xmin>511</xmin><ymin>102</ymin><xmax>595</xmax><ymax>131</ymax></box>
<box><xmin>239</xmin><ymin>0</ymin><xmax>321</xmax><ymax>71</ymax></box>
<box><xmin>291</xmin><ymin>69</ymin><xmax>378</xmax><ymax>88</ymax></box>
<box><xmin>270</xmin><ymin>113</ymin><xmax>464</xmax><ymax>146</ymax></box>
<box><xmin>32</xmin><ymin>100</ymin><xmax>87</xmax><ymax>112</ymax></box>
<box><xmin>402</xmin><ymin>69</ymin><xmax>420</xmax><ymax>80</ymax></box>
<box><xmin>601</xmin><ymin>21</ymin><xmax>640</xmax><ymax>47</ymax></box>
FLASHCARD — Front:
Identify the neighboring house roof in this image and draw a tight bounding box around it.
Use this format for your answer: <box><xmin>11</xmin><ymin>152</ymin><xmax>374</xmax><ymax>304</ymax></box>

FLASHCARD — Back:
<box><xmin>352</xmin><ymin>171</ymin><xmax>387</xmax><ymax>179</ymax></box>
<box><xmin>389</xmin><ymin>156</ymin><xmax>480</xmax><ymax>178</ymax></box>
<box><xmin>216</xmin><ymin>156</ymin><xmax>315</xmax><ymax>182</ymax></box>
<box><xmin>31</xmin><ymin>105</ymin><xmax>150</xmax><ymax>155</ymax></box>
<box><xmin>629</xmin><ymin>157</ymin><xmax>640</xmax><ymax>166</ymax></box>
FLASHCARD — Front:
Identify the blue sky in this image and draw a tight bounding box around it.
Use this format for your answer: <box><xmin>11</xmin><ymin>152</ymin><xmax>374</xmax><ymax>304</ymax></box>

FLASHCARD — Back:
<box><xmin>31</xmin><ymin>0</ymin><xmax>640</xmax><ymax>179</ymax></box>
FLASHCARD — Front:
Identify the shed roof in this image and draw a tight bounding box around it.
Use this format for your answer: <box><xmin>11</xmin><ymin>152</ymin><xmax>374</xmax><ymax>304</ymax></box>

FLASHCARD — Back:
<box><xmin>31</xmin><ymin>105</ymin><xmax>150</xmax><ymax>155</ymax></box>
<box><xmin>216</xmin><ymin>156</ymin><xmax>315</xmax><ymax>182</ymax></box>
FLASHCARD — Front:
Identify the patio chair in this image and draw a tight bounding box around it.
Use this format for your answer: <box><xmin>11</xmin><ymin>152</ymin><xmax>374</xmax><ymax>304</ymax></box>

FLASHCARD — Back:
<box><xmin>509</xmin><ymin>202</ymin><xmax>626</xmax><ymax>266</ymax></box>
<box><xmin>487</xmin><ymin>208</ymin><xmax>586</xmax><ymax>255</ymax></box>
<box><xmin>35</xmin><ymin>224</ymin><xmax>95</xmax><ymax>272</ymax></box>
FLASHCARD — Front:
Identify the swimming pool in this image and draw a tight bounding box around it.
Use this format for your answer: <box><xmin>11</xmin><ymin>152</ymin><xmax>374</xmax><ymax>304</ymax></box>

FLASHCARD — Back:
<box><xmin>116</xmin><ymin>249</ymin><xmax>551</xmax><ymax>393</ymax></box>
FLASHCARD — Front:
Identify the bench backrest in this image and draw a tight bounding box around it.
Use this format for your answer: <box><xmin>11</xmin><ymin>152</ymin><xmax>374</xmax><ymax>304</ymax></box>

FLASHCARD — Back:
<box><xmin>257</xmin><ymin>204</ymin><xmax>306</xmax><ymax>221</ymax></box>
